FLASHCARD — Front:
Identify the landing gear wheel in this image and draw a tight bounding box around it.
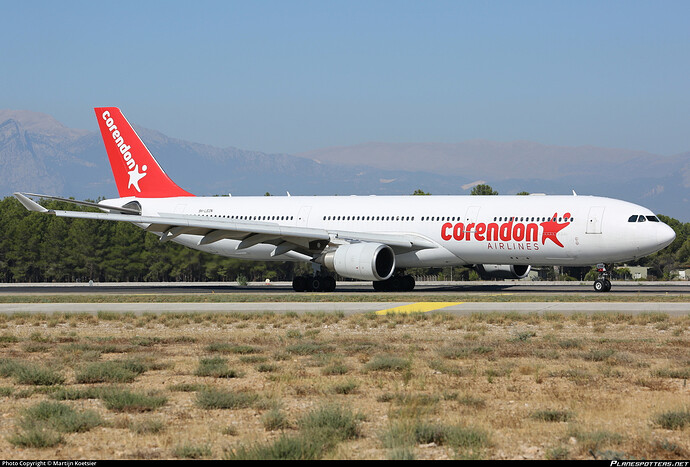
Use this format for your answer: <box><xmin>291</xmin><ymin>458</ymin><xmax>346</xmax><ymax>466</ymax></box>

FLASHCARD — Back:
<box><xmin>593</xmin><ymin>263</ymin><xmax>613</xmax><ymax>293</ymax></box>
<box><xmin>323</xmin><ymin>276</ymin><xmax>336</xmax><ymax>292</ymax></box>
<box><xmin>310</xmin><ymin>277</ymin><xmax>323</xmax><ymax>292</ymax></box>
<box><xmin>373</xmin><ymin>274</ymin><xmax>416</xmax><ymax>292</ymax></box>
<box><xmin>292</xmin><ymin>276</ymin><xmax>307</xmax><ymax>292</ymax></box>
<box><xmin>402</xmin><ymin>275</ymin><xmax>415</xmax><ymax>292</ymax></box>
<box><xmin>292</xmin><ymin>275</ymin><xmax>336</xmax><ymax>292</ymax></box>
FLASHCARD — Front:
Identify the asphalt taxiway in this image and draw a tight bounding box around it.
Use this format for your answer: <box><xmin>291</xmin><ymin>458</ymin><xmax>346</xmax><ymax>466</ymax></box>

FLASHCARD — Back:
<box><xmin>0</xmin><ymin>301</ymin><xmax>688</xmax><ymax>316</ymax></box>
<box><xmin>0</xmin><ymin>281</ymin><xmax>687</xmax><ymax>315</ymax></box>
<box><xmin>1</xmin><ymin>280</ymin><xmax>690</xmax><ymax>295</ymax></box>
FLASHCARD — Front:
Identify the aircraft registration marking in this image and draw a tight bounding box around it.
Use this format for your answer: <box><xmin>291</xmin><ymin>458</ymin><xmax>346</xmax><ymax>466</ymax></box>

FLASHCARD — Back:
<box><xmin>375</xmin><ymin>302</ymin><xmax>463</xmax><ymax>315</ymax></box>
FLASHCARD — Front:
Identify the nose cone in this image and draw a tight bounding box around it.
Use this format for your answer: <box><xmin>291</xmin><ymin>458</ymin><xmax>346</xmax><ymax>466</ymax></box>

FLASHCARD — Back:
<box><xmin>657</xmin><ymin>223</ymin><xmax>676</xmax><ymax>249</ymax></box>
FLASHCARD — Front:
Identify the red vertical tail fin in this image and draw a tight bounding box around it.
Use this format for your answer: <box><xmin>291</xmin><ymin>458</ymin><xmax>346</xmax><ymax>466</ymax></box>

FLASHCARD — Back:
<box><xmin>94</xmin><ymin>107</ymin><xmax>194</xmax><ymax>198</ymax></box>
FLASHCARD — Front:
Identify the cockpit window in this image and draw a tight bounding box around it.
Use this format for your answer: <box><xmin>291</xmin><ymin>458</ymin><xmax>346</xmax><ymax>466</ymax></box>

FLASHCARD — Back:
<box><xmin>637</xmin><ymin>215</ymin><xmax>646</xmax><ymax>222</ymax></box>
<box><xmin>646</xmin><ymin>215</ymin><xmax>660</xmax><ymax>222</ymax></box>
<box><xmin>628</xmin><ymin>215</ymin><xmax>638</xmax><ymax>222</ymax></box>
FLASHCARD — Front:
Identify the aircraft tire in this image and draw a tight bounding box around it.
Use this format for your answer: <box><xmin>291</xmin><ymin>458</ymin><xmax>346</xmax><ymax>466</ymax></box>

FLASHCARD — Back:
<box><xmin>310</xmin><ymin>277</ymin><xmax>323</xmax><ymax>292</ymax></box>
<box><xmin>323</xmin><ymin>276</ymin><xmax>336</xmax><ymax>292</ymax></box>
<box><xmin>593</xmin><ymin>279</ymin><xmax>606</xmax><ymax>292</ymax></box>
<box><xmin>292</xmin><ymin>276</ymin><xmax>307</xmax><ymax>292</ymax></box>
<box><xmin>373</xmin><ymin>280</ymin><xmax>387</xmax><ymax>292</ymax></box>
<box><xmin>402</xmin><ymin>275</ymin><xmax>415</xmax><ymax>292</ymax></box>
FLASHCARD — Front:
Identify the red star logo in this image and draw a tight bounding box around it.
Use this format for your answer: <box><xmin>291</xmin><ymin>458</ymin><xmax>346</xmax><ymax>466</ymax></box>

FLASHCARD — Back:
<box><xmin>539</xmin><ymin>212</ymin><xmax>571</xmax><ymax>248</ymax></box>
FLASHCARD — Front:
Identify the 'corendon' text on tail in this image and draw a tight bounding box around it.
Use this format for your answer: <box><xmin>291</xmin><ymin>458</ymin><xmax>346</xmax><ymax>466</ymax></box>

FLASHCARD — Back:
<box><xmin>94</xmin><ymin>107</ymin><xmax>194</xmax><ymax>198</ymax></box>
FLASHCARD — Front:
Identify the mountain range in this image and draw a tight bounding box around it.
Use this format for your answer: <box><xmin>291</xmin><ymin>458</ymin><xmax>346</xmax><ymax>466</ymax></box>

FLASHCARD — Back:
<box><xmin>1</xmin><ymin>109</ymin><xmax>688</xmax><ymax>221</ymax></box>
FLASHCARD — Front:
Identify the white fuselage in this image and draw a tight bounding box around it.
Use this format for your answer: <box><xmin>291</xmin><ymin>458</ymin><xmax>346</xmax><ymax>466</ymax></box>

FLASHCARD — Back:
<box><xmin>103</xmin><ymin>194</ymin><xmax>676</xmax><ymax>268</ymax></box>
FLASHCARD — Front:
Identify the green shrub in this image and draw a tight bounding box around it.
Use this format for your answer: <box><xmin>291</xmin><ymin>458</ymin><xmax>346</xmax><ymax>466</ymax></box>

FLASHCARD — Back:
<box><xmin>75</xmin><ymin>359</ymin><xmax>147</xmax><ymax>384</ymax></box>
<box><xmin>653</xmin><ymin>368</ymin><xmax>690</xmax><ymax>379</ymax></box>
<box><xmin>20</xmin><ymin>401</ymin><xmax>103</xmax><ymax>433</ymax></box>
<box><xmin>194</xmin><ymin>357</ymin><xmax>241</xmax><ymax>378</ymax></box>
<box><xmin>567</xmin><ymin>428</ymin><xmax>623</xmax><ymax>451</ymax></box>
<box><xmin>382</xmin><ymin>421</ymin><xmax>489</xmax><ymax>457</ymax></box>
<box><xmin>7</xmin><ymin>428</ymin><xmax>63</xmax><ymax>448</ymax></box>
<box><xmin>653</xmin><ymin>409</ymin><xmax>690</xmax><ymax>430</ymax></box>
<box><xmin>262</xmin><ymin>409</ymin><xmax>290</xmax><ymax>431</ymax></box>
<box><xmin>256</xmin><ymin>363</ymin><xmax>278</xmax><ymax>373</ymax></box>
<box><xmin>298</xmin><ymin>405</ymin><xmax>362</xmax><ymax>443</ymax></box>
<box><xmin>332</xmin><ymin>381</ymin><xmax>358</xmax><ymax>395</ymax></box>
<box><xmin>51</xmin><ymin>387</ymin><xmax>106</xmax><ymax>400</ymax></box>
<box><xmin>15</xmin><ymin>364</ymin><xmax>65</xmax><ymax>386</ymax></box>
<box><xmin>530</xmin><ymin>409</ymin><xmax>573</xmax><ymax>422</ymax></box>
<box><xmin>583</xmin><ymin>349</ymin><xmax>616</xmax><ymax>362</ymax></box>
<box><xmin>1</xmin><ymin>359</ymin><xmax>64</xmax><ymax>385</ymax></box>
<box><xmin>286</xmin><ymin>342</ymin><xmax>334</xmax><ymax>356</ymax></box>
<box><xmin>101</xmin><ymin>389</ymin><xmax>167</xmax><ymax>412</ymax></box>
<box><xmin>363</xmin><ymin>355</ymin><xmax>411</xmax><ymax>372</ymax></box>
<box><xmin>0</xmin><ymin>334</ymin><xmax>19</xmax><ymax>344</ymax></box>
<box><xmin>130</xmin><ymin>417</ymin><xmax>166</xmax><ymax>434</ymax></box>
<box><xmin>205</xmin><ymin>343</ymin><xmax>260</xmax><ymax>354</ymax></box>
<box><xmin>225</xmin><ymin>434</ymin><xmax>323</xmax><ymax>460</ymax></box>
<box><xmin>196</xmin><ymin>389</ymin><xmax>259</xmax><ymax>410</ymax></box>
<box><xmin>174</xmin><ymin>443</ymin><xmax>212</xmax><ymax>459</ymax></box>
<box><xmin>8</xmin><ymin>400</ymin><xmax>103</xmax><ymax>448</ymax></box>
<box><xmin>167</xmin><ymin>383</ymin><xmax>206</xmax><ymax>392</ymax></box>
<box><xmin>322</xmin><ymin>363</ymin><xmax>350</xmax><ymax>376</ymax></box>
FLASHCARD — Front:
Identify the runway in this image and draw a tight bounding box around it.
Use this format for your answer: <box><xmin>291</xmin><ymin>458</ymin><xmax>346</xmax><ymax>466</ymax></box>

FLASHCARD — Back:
<box><xmin>0</xmin><ymin>281</ymin><xmax>687</xmax><ymax>316</ymax></box>
<box><xmin>0</xmin><ymin>301</ymin><xmax>687</xmax><ymax>316</ymax></box>
<box><xmin>1</xmin><ymin>280</ymin><xmax>690</xmax><ymax>295</ymax></box>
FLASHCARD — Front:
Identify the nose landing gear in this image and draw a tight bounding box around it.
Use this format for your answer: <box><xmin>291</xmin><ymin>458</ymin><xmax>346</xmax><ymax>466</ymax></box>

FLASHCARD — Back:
<box><xmin>593</xmin><ymin>263</ymin><xmax>612</xmax><ymax>292</ymax></box>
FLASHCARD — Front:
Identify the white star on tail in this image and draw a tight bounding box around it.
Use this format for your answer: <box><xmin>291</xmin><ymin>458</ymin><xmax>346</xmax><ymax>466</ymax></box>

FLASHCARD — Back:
<box><xmin>128</xmin><ymin>164</ymin><xmax>148</xmax><ymax>192</ymax></box>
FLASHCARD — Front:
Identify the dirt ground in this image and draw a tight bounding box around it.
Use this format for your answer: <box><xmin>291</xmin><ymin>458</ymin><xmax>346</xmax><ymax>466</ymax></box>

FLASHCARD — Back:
<box><xmin>0</xmin><ymin>310</ymin><xmax>688</xmax><ymax>460</ymax></box>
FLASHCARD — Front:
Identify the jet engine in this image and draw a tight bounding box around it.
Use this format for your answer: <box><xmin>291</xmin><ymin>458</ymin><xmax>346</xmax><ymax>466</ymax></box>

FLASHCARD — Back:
<box><xmin>475</xmin><ymin>264</ymin><xmax>531</xmax><ymax>280</ymax></box>
<box><xmin>320</xmin><ymin>242</ymin><xmax>395</xmax><ymax>281</ymax></box>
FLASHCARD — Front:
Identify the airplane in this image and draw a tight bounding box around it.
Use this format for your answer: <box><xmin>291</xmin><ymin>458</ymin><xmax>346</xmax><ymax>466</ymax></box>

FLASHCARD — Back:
<box><xmin>13</xmin><ymin>107</ymin><xmax>676</xmax><ymax>293</ymax></box>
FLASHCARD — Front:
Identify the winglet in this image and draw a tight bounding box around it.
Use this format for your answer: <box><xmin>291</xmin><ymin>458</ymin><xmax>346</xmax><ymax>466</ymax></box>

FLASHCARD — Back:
<box><xmin>13</xmin><ymin>193</ymin><xmax>51</xmax><ymax>213</ymax></box>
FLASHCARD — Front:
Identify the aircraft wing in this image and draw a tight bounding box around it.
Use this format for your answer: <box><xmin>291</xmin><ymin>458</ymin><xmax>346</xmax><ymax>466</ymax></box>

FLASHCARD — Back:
<box><xmin>14</xmin><ymin>193</ymin><xmax>437</xmax><ymax>258</ymax></box>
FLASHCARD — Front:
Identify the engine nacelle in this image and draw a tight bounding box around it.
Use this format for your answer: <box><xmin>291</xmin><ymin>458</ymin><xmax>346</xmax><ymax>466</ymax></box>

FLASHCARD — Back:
<box><xmin>321</xmin><ymin>243</ymin><xmax>395</xmax><ymax>281</ymax></box>
<box><xmin>475</xmin><ymin>264</ymin><xmax>531</xmax><ymax>280</ymax></box>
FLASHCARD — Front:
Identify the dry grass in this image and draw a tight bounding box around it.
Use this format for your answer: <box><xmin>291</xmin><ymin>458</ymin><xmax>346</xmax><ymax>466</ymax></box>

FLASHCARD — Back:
<box><xmin>0</xmin><ymin>310</ymin><xmax>688</xmax><ymax>459</ymax></box>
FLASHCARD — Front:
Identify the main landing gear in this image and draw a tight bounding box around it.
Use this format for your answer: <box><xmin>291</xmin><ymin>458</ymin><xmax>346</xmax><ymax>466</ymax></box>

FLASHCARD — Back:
<box><xmin>593</xmin><ymin>263</ymin><xmax>612</xmax><ymax>292</ymax></box>
<box><xmin>292</xmin><ymin>263</ymin><xmax>336</xmax><ymax>292</ymax></box>
<box><xmin>372</xmin><ymin>273</ymin><xmax>416</xmax><ymax>292</ymax></box>
<box><xmin>292</xmin><ymin>274</ymin><xmax>336</xmax><ymax>292</ymax></box>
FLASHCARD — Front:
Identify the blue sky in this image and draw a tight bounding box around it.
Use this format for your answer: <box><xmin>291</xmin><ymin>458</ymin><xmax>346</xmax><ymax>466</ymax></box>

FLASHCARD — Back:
<box><xmin>2</xmin><ymin>0</ymin><xmax>689</xmax><ymax>155</ymax></box>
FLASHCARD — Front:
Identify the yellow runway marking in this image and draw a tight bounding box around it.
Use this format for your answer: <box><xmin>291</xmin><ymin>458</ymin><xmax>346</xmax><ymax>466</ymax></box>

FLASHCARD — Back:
<box><xmin>375</xmin><ymin>302</ymin><xmax>464</xmax><ymax>315</ymax></box>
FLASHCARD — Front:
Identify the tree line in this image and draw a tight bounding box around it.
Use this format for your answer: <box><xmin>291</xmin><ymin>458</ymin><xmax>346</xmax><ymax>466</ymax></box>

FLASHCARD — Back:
<box><xmin>0</xmin><ymin>192</ymin><xmax>688</xmax><ymax>283</ymax></box>
<box><xmin>0</xmin><ymin>197</ymin><xmax>303</xmax><ymax>283</ymax></box>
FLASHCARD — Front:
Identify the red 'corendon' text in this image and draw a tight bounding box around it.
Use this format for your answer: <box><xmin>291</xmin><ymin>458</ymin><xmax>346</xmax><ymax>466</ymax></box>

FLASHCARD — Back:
<box><xmin>441</xmin><ymin>221</ymin><xmax>539</xmax><ymax>242</ymax></box>
<box><xmin>441</xmin><ymin>213</ymin><xmax>572</xmax><ymax>249</ymax></box>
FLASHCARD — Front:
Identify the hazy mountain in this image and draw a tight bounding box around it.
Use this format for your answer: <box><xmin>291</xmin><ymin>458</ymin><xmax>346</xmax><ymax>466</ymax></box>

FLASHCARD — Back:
<box><xmin>1</xmin><ymin>110</ymin><xmax>688</xmax><ymax>221</ymax></box>
<box><xmin>298</xmin><ymin>142</ymin><xmax>690</xmax><ymax>220</ymax></box>
<box><xmin>298</xmin><ymin>140</ymin><xmax>689</xmax><ymax>182</ymax></box>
